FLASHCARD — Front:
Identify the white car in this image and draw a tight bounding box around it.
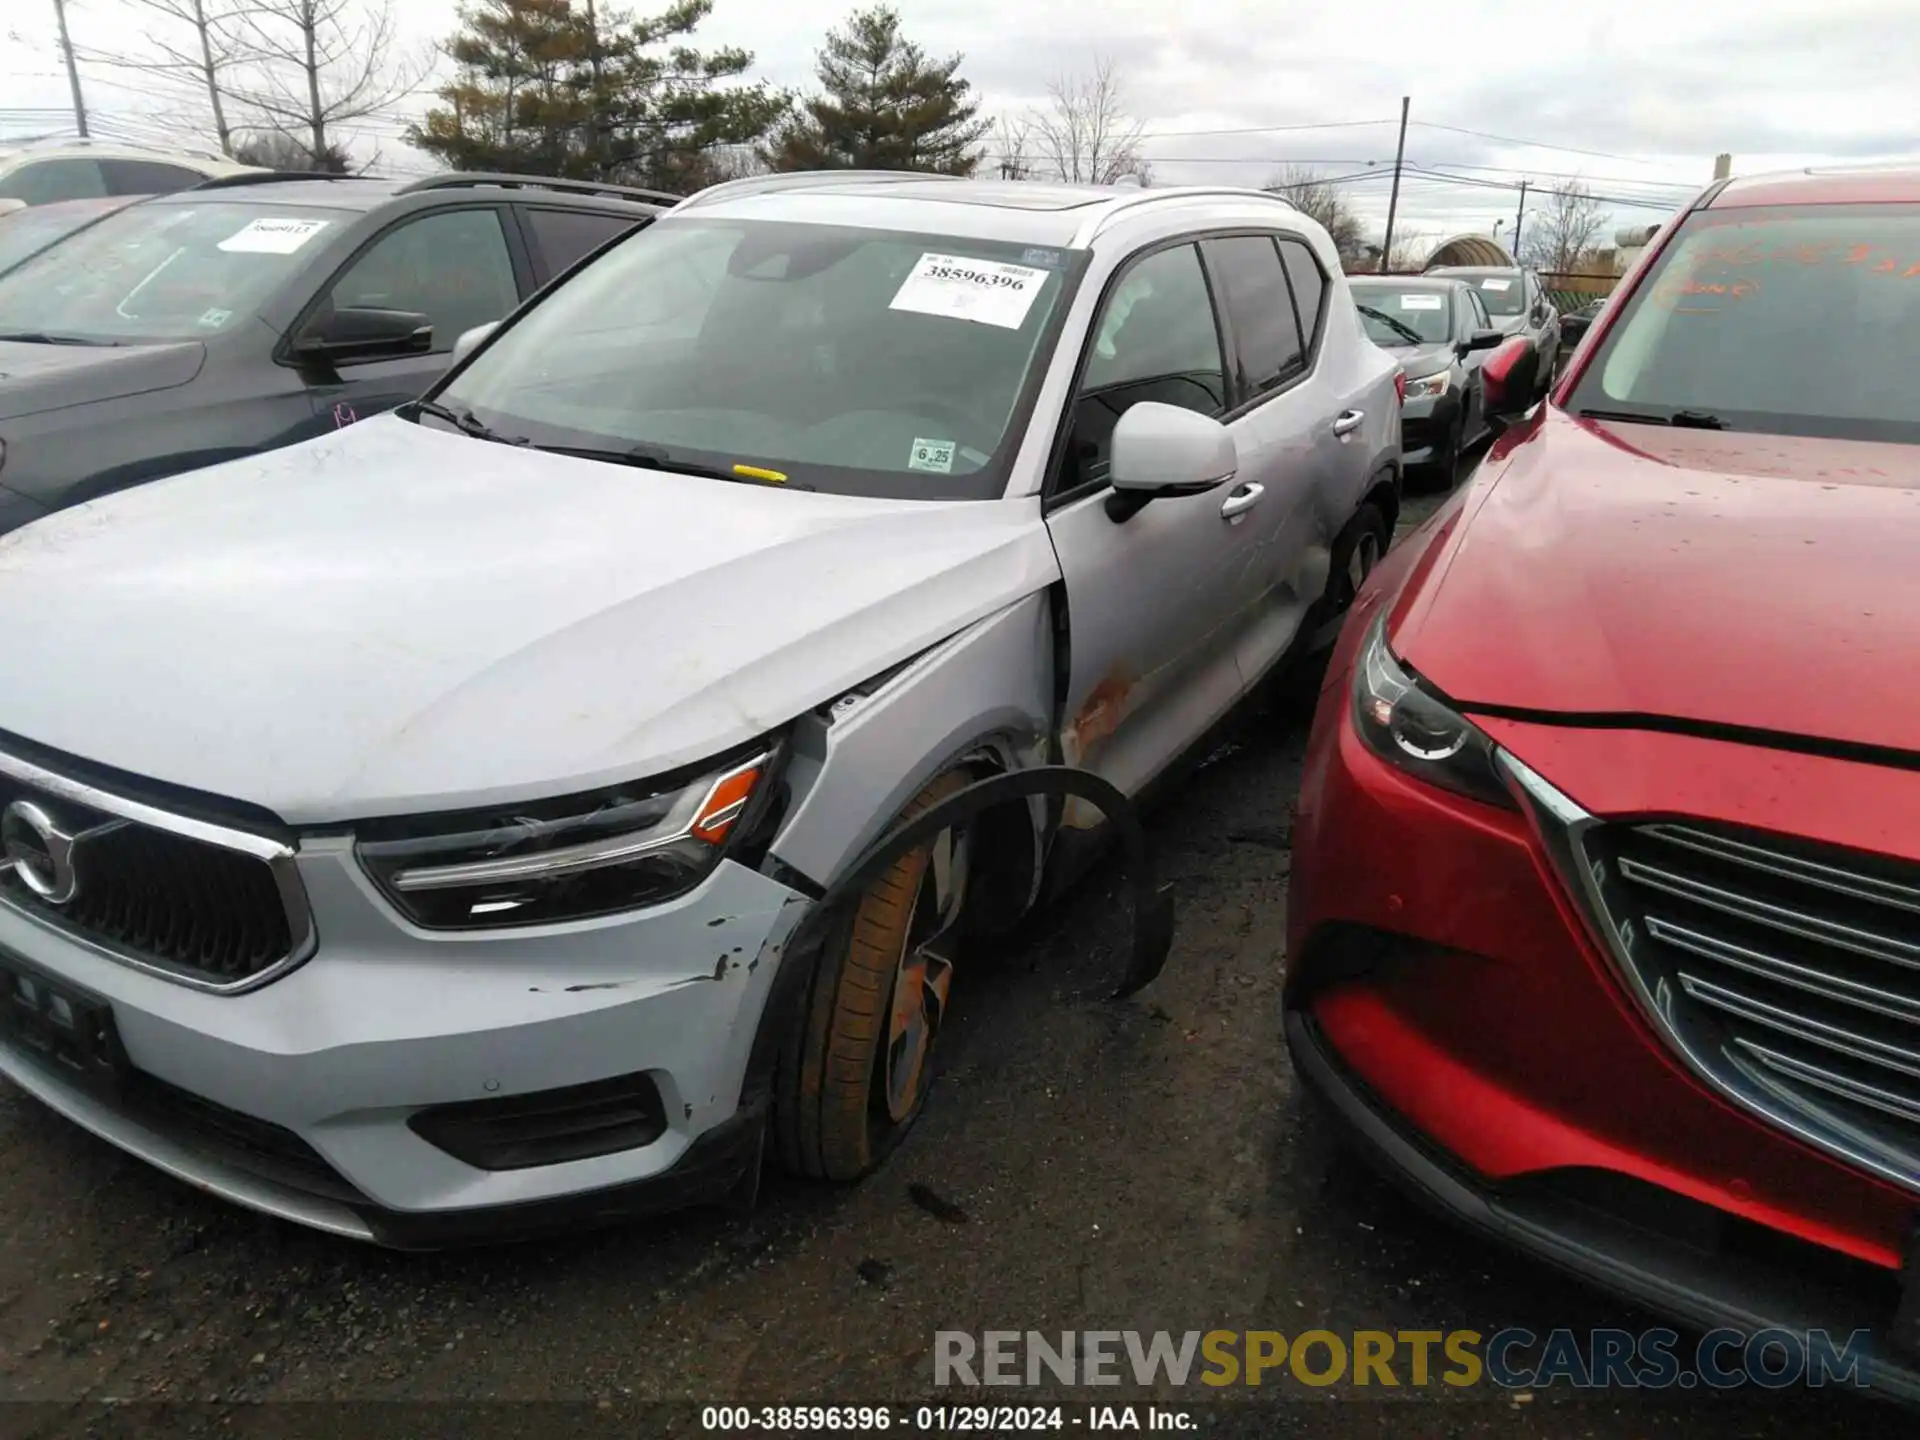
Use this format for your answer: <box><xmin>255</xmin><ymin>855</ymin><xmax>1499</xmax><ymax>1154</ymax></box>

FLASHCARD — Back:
<box><xmin>0</xmin><ymin>139</ymin><xmax>264</xmax><ymax>207</ymax></box>
<box><xmin>0</xmin><ymin>173</ymin><xmax>1401</xmax><ymax>1245</ymax></box>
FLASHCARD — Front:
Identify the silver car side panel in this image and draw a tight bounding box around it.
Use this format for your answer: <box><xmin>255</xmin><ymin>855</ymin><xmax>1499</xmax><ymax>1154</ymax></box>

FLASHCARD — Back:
<box><xmin>768</xmin><ymin>592</ymin><xmax>1056</xmax><ymax>889</ymax></box>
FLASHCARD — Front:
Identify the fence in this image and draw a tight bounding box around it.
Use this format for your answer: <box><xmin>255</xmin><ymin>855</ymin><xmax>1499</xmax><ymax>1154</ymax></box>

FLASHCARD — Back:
<box><xmin>1540</xmin><ymin>270</ymin><xmax>1619</xmax><ymax>313</ymax></box>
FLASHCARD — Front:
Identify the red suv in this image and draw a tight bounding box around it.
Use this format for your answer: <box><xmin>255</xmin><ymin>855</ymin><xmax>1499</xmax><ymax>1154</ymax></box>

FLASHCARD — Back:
<box><xmin>1285</xmin><ymin>165</ymin><xmax>1920</xmax><ymax>1395</ymax></box>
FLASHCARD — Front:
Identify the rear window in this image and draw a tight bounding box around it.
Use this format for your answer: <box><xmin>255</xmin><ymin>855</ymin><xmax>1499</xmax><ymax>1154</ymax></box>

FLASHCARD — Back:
<box><xmin>1567</xmin><ymin>203</ymin><xmax>1920</xmax><ymax>444</ymax></box>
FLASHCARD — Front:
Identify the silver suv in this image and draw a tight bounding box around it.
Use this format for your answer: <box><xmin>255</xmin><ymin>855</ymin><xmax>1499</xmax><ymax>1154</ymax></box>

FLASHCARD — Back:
<box><xmin>0</xmin><ymin>173</ymin><xmax>1400</xmax><ymax>1244</ymax></box>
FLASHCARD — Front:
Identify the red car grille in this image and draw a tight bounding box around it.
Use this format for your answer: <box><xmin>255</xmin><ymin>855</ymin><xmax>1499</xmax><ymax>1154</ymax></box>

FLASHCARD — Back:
<box><xmin>1584</xmin><ymin>820</ymin><xmax>1920</xmax><ymax>1192</ymax></box>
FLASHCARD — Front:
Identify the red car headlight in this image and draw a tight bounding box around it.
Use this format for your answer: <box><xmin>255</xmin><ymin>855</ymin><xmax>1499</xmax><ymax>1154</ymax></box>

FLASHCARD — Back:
<box><xmin>1352</xmin><ymin>616</ymin><xmax>1515</xmax><ymax>811</ymax></box>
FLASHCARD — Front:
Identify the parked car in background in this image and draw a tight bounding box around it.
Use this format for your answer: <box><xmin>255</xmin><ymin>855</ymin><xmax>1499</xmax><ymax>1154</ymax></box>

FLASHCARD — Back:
<box><xmin>0</xmin><ymin>139</ymin><xmax>263</xmax><ymax>205</ymax></box>
<box><xmin>0</xmin><ymin>171</ymin><xmax>670</xmax><ymax>536</ymax></box>
<box><xmin>1349</xmin><ymin>274</ymin><xmax>1502</xmax><ymax>482</ymax></box>
<box><xmin>1555</xmin><ymin>293</ymin><xmax>1606</xmax><ymax>355</ymax></box>
<box><xmin>0</xmin><ymin>193</ymin><xmax>147</xmax><ymax>276</ymax></box>
<box><xmin>1287</xmin><ymin>164</ymin><xmax>1920</xmax><ymax>1399</ymax></box>
<box><xmin>0</xmin><ymin>175</ymin><xmax>1397</xmax><ymax>1244</ymax></box>
<box><xmin>1424</xmin><ymin>263</ymin><xmax>1558</xmax><ymax>386</ymax></box>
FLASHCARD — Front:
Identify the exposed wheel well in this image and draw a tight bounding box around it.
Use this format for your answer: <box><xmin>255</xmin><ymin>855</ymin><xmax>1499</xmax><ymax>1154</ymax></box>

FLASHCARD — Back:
<box><xmin>1364</xmin><ymin>464</ymin><xmax>1401</xmax><ymax>537</ymax></box>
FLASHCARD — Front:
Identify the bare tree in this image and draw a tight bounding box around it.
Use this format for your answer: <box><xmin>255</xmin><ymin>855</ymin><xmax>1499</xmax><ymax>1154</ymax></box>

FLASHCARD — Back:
<box><xmin>1267</xmin><ymin>164</ymin><xmax>1363</xmax><ymax>259</ymax></box>
<box><xmin>1523</xmin><ymin>180</ymin><xmax>1606</xmax><ymax>276</ymax></box>
<box><xmin>73</xmin><ymin>1</ymin><xmax>249</xmax><ymax>153</ymax></box>
<box><xmin>231</xmin><ymin>124</ymin><xmax>354</xmax><ymax>172</ymax></box>
<box><xmin>1027</xmin><ymin>57</ymin><xmax>1148</xmax><ymax>186</ymax></box>
<box><xmin>223</xmin><ymin>0</ymin><xmax>430</xmax><ymax>167</ymax></box>
<box><xmin>991</xmin><ymin>112</ymin><xmax>1035</xmax><ymax>180</ymax></box>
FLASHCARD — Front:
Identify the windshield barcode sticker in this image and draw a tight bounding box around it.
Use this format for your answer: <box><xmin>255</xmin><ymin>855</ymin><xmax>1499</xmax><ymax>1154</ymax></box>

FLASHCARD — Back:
<box><xmin>1480</xmin><ymin>277</ymin><xmax>1513</xmax><ymax>291</ymax></box>
<box><xmin>890</xmin><ymin>253</ymin><xmax>1048</xmax><ymax>329</ymax></box>
<box><xmin>1398</xmin><ymin>294</ymin><xmax>1443</xmax><ymax>310</ymax></box>
<box><xmin>218</xmin><ymin>218</ymin><xmax>332</xmax><ymax>255</ymax></box>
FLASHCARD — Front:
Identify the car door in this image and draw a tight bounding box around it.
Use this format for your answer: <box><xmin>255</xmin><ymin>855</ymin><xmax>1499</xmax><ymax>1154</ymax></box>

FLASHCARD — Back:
<box><xmin>1204</xmin><ymin>232</ymin><xmax>1357</xmax><ymax>691</ymax></box>
<box><xmin>1041</xmin><ymin>240</ymin><xmax>1258</xmax><ymax>807</ymax></box>
<box><xmin>1459</xmin><ymin>285</ymin><xmax>1493</xmax><ymax>431</ymax></box>
<box><xmin>294</xmin><ymin>205</ymin><xmax>527</xmax><ymax>427</ymax></box>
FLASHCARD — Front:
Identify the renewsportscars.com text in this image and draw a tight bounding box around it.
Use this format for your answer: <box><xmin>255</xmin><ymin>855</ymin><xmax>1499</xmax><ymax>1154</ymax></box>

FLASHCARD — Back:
<box><xmin>933</xmin><ymin>1327</ymin><xmax>1874</xmax><ymax>1391</ymax></box>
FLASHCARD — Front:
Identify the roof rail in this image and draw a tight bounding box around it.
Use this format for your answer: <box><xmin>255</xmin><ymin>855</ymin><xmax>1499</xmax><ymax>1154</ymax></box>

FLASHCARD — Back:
<box><xmin>189</xmin><ymin>170</ymin><xmax>357</xmax><ymax>191</ymax></box>
<box><xmin>396</xmin><ymin>172</ymin><xmax>680</xmax><ymax>206</ymax></box>
<box><xmin>673</xmin><ymin>169</ymin><xmax>965</xmax><ymax>211</ymax></box>
<box><xmin>1078</xmin><ymin>185</ymin><xmax>1301</xmax><ymax>244</ymax></box>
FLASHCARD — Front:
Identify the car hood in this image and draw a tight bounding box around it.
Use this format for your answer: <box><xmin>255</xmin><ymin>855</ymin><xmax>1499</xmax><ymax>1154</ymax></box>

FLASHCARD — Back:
<box><xmin>1387</xmin><ymin>342</ymin><xmax>1456</xmax><ymax>379</ymax></box>
<box><xmin>0</xmin><ymin>417</ymin><xmax>1062</xmax><ymax>822</ymax></box>
<box><xmin>1393</xmin><ymin>408</ymin><xmax>1920</xmax><ymax>755</ymax></box>
<box><xmin>0</xmin><ymin>339</ymin><xmax>205</xmax><ymax>421</ymax></box>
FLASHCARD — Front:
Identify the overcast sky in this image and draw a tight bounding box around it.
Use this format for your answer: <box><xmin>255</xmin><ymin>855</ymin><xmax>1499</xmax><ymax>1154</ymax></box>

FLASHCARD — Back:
<box><xmin>6</xmin><ymin>0</ymin><xmax>1919</xmax><ymax>246</ymax></box>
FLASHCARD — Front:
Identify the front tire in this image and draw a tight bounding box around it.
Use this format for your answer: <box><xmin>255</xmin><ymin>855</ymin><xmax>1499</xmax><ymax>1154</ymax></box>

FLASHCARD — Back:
<box><xmin>773</xmin><ymin>771</ymin><xmax>972</xmax><ymax>1182</ymax></box>
<box><xmin>1307</xmin><ymin>500</ymin><xmax>1390</xmax><ymax>652</ymax></box>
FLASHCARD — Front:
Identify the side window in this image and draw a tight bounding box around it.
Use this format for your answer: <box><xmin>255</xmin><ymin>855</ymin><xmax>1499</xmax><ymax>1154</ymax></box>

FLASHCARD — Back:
<box><xmin>99</xmin><ymin>160</ymin><xmax>206</xmax><ymax>196</ymax></box>
<box><xmin>1276</xmin><ymin>237</ymin><xmax>1326</xmax><ymax>349</ymax></box>
<box><xmin>524</xmin><ymin>208</ymin><xmax>641</xmax><ymax>276</ymax></box>
<box><xmin>316</xmin><ymin>208</ymin><xmax>518</xmax><ymax>356</ymax></box>
<box><xmin>1199</xmin><ymin>235</ymin><xmax>1305</xmax><ymax>402</ymax></box>
<box><xmin>1063</xmin><ymin>242</ymin><xmax>1226</xmax><ymax>494</ymax></box>
<box><xmin>0</xmin><ymin>159</ymin><xmax>106</xmax><ymax>205</ymax></box>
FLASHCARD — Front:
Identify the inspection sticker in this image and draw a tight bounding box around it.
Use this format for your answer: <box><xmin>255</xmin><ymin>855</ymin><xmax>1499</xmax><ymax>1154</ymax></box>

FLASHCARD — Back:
<box><xmin>908</xmin><ymin>438</ymin><xmax>956</xmax><ymax>473</ymax></box>
<box><xmin>196</xmin><ymin>306</ymin><xmax>234</xmax><ymax>329</ymax></box>
<box><xmin>891</xmin><ymin>253</ymin><xmax>1048</xmax><ymax>329</ymax></box>
<box><xmin>1398</xmin><ymin>294</ymin><xmax>1443</xmax><ymax>310</ymax></box>
<box><xmin>1480</xmin><ymin>277</ymin><xmax>1513</xmax><ymax>291</ymax></box>
<box><xmin>218</xmin><ymin>217</ymin><xmax>332</xmax><ymax>255</ymax></box>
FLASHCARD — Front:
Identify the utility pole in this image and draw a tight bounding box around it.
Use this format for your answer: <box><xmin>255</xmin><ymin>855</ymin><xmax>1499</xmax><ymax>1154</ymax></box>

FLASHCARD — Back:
<box><xmin>1377</xmin><ymin>95</ymin><xmax>1409</xmax><ymax>273</ymax></box>
<box><xmin>1511</xmin><ymin>178</ymin><xmax>1529</xmax><ymax>259</ymax></box>
<box><xmin>52</xmin><ymin>0</ymin><xmax>90</xmax><ymax>138</ymax></box>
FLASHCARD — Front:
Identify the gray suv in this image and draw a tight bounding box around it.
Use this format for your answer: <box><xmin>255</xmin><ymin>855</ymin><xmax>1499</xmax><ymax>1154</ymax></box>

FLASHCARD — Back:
<box><xmin>0</xmin><ymin>172</ymin><xmax>1400</xmax><ymax>1244</ymax></box>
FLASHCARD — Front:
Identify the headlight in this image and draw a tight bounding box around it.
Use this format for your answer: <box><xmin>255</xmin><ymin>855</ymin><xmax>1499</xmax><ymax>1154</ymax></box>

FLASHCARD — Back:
<box><xmin>1403</xmin><ymin>369</ymin><xmax>1451</xmax><ymax>400</ymax></box>
<box><xmin>1352</xmin><ymin>618</ymin><xmax>1513</xmax><ymax>810</ymax></box>
<box><xmin>355</xmin><ymin>744</ymin><xmax>783</xmax><ymax>929</ymax></box>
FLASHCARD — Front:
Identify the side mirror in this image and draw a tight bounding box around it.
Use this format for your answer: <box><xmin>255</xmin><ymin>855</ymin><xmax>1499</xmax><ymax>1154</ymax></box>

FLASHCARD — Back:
<box><xmin>293</xmin><ymin>307</ymin><xmax>432</xmax><ymax>365</ymax></box>
<box><xmin>1458</xmin><ymin>328</ymin><xmax>1503</xmax><ymax>356</ymax></box>
<box><xmin>1482</xmin><ymin>335</ymin><xmax>1541</xmax><ymax>419</ymax></box>
<box><xmin>452</xmin><ymin>321</ymin><xmax>499</xmax><ymax>366</ymax></box>
<box><xmin>1105</xmin><ymin>402</ymin><xmax>1238</xmax><ymax>522</ymax></box>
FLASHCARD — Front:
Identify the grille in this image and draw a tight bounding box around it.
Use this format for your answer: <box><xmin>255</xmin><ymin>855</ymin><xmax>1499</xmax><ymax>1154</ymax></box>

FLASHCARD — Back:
<box><xmin>121</xmin><ymin>1070</ymin><xmax>363</xmax><ymax>1206</ymax></box>
<box><xmin>0</xmin><ymin>772</ymin><xmax>303</xmax><ymax>990</ymax></box>
<box><xmin>1585</xmin><ymin>820</ymin><xmax>1920</xmax><ymax>1189</ymax></box>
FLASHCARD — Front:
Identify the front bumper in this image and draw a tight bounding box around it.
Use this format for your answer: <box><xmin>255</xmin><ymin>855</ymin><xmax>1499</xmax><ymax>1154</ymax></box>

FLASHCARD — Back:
<box><xmin>1284</xmin><ymin>686</ymin><xmax>1920</xmax><ymax>1360</ymax></box>
<box><xmin>0</xmin><ymin>837</ymin><xmax>809</xmax><ymax>1243</ymax></box>
<box><xmin>1398</xmin><ymin>392</ymin><xmax>1462</xmax><ymax>467</ymax></box>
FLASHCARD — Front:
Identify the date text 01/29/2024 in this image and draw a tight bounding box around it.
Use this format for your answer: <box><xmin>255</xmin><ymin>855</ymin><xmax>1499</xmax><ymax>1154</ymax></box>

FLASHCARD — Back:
<box><xmin>700</xmin><ymin>1405</ymin><xmax>1195</xmax><ymax>1431</ymax></box>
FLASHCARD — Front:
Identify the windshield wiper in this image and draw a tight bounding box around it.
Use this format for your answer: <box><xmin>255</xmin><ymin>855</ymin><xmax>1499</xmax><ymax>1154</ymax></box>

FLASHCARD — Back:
<box><xmin>535</xmin><ymin>441</ymin><xmax>814</xmax><ymax>490</ymax></box>
<box><xmin>1577</xmin><ymin>406</ymin><xmax>1728</xmax><ymax>430</ymax></box>
<box><xmin>0</xmin><ymin>331</ymin><xmax>110</xmax><ymax>346</ymax></box>
<box><xmin>1355</xmin><ymin>305</ymin><xmax>1424</xmax><ymax>347</ymax></box>
<box><xmin>409</xmin><ymin>399</ymin><xmax>527</xmax><ymax>445</ymax></box>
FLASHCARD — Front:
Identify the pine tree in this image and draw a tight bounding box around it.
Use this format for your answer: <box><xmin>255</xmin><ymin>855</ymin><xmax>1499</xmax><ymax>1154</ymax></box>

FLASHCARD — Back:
<box><xmin>410</xmin><ymin>0</ymin><xmax>789</xmax><ymax>191</ymax></box>
<box><xmin>762</xmin><ymin>6</ymin><xmax>988</xmax><ymax>175</ymax></box>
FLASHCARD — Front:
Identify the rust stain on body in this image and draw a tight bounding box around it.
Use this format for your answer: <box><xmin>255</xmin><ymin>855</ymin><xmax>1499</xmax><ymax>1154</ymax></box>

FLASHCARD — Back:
<box><xmin>1064</xmin><ymin>671</ymin><xmax>1134</xmax><ymax>766</ymax></box>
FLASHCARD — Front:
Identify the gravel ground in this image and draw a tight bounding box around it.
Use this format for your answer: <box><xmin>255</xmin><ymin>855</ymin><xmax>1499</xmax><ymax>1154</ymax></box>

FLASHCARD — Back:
<box><xmin>0</xmin><ymin>448</ymin><xmax>1885</xmax><ymax>1436</ymax></box>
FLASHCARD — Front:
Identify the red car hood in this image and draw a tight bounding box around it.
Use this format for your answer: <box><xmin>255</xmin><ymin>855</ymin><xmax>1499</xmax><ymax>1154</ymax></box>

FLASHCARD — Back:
<box><xmin>1393</xmin><ymin>408</ymin><xmax>1920</xmax><ymax>754</ymax></box>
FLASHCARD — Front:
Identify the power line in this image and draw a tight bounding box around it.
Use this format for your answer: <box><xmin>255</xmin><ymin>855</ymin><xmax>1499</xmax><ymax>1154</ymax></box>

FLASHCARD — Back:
<box><xmin>1135</xmin><ymin>117</ymin><xmax>1396</xmax><ymax>140</ymax></box>
<box><xmin>1406</xmin><ymin>120</ymin><xmax>1675</xmax><ymax>167</ymax></box>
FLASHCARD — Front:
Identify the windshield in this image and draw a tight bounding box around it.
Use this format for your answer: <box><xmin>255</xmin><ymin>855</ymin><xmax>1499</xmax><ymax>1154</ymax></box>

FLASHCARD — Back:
<box><xmin>1568</xmin><ymin>204</ymin><xmax>1920</xmax><ymax>444</ymax></box>
<box><xmin>0</xmin><ymin>199</ymin><xmax>126</xmax><ymax>276</ymax></box>
<box><xmin>1351</xmin><ymin>285</ymin><xmax>1453</xmax><ymax>345</ymax></box>
<box><xmin>0</xmin><ymin>201</ymin><xmax>349</xmax><ymax>342</ymax></box>
<box><xmin>435</xmin><ymin>218</ymin><xmax>1082</xmax><ymax>500</ymax></box>
<box><xmin>1440</xmin><ymin>270</ymin><xmax>1525</xmax><ymax>316</ymax></box>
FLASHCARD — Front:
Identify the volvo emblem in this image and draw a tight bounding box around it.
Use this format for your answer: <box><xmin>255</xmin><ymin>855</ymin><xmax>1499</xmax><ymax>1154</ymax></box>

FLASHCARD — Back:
<box><xmin>1</xmin><ymin>799</ymin><xmax>125</xmax><ymax>907</ymax></box>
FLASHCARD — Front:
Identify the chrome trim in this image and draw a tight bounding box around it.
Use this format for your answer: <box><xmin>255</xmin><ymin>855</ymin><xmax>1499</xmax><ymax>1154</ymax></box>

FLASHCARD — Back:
<box><xmin>1643</xmin><ymin>823</ymin><xmax>1920</xmax><ymax>918</ymax></box>
<box><xmin>1650</xmin><ymin>915</ymin><xmax>1920</xmax><ymax>1026</ymax></box>
<box><xmin>391</xmin><ymin>753</ymin><xmax>771</xmax><ymax>894</ymax></box>
<box><xmin>1678</xmin><ymin>972</ymin><xmax>1920</xmax><ymax>1081</ymax></box>
<box><xmin>1617</xmin><ymin>855</ymin><xmax>1920</xmax><ymax>971</ymax></box>
<box><xmin>0</xmin><ymin>744</ymin><xmax>317</xmax><ymax>996</ymax></box>
<box><xmin>1735</xmin><ymin>1040</ymin><xmax>1920</xmax><ymax>1127</ymax></box>
<box><xmin>1494</xmin><ymin>746</ymin><xmax>1920</xmax><ymax>1197</ymax></box>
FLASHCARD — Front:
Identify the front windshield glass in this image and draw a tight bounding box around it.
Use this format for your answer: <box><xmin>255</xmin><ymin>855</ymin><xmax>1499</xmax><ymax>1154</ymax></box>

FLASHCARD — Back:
<box><xmin>1351</xmin><ymin>285</ymin><xmax>1453</xmax><ymax>345</ymax></box>
<box><xmin>1441</xmin><ymin>269</ymin><xmax>1525</xmax><ymax>316</ymax></box>
<box><xmin>437</xmin><ymin>218</ymin><xmax>1082</xmax><ymax>500</ymax></box>
<box><xmin>0</xmin><ymin>201</ymin><xmax>350</xmax><ymax>342</ymax></box>
<box><xmin>1568</xmin><ymin>203</ymin><xmax>1920</xmax><ymax>443</ymax></box>
<box><xmin>0</xmin><ymin>200</ymin><xmax>120</xmax><ymax>276</ymax></box>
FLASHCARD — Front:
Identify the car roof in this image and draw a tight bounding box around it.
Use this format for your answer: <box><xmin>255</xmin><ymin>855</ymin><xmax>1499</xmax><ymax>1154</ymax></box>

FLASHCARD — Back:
<box><xmin>1708</xmin><ymin>164</ymin><xmax>1920</xmax><ymax>209</ymax></box>
<box><xmin>673</xmin><ymin>173</ymin><xmax>1309</xmax><ymax>248</ymax></box>
<box><xmin>0</xmin><ymin>138</ymin><xmax>260</xmax><ymax>175</ymax></box>
<box><xmin>144</xmin><ymin>173</ymin><xmax>668</xmax><ymax>216</ymax></box>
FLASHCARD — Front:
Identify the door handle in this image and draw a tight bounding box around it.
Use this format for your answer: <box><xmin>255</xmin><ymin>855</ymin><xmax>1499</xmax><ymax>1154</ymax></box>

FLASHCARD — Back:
<box><xmin>1219</xmin><ymin>482</ymin><xmax>1265</xmax><ymax>519</ymax></box>
<box><xmin>1332</xmin><ymin>410</ymin><xmax>1365</xmax><ymax>437</ymax></box>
